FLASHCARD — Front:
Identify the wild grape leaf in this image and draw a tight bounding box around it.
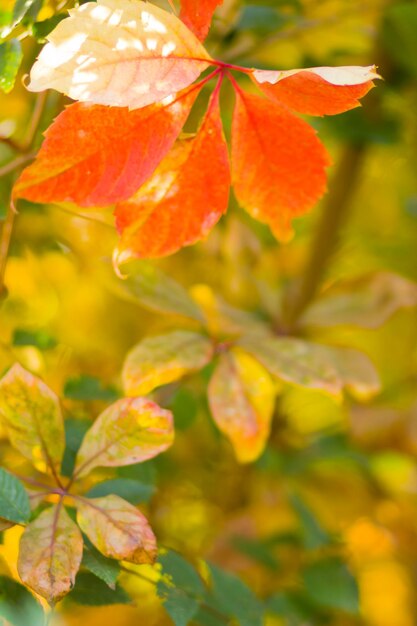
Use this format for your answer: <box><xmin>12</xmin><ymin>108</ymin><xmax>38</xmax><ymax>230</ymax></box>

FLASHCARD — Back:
<box><xmin>231</xmin><ymin>88</ymin><xmax>330</xmax><ymax>241</ymax></box>
<box><xmin>0</xmin><ymin>469</ymin><xmax>30</xmax><ymax>524</ymax></box>
<box><xmin>180</xmin><ymin>0</ymin><xmax>224</xmax><ymax>40</ymax></box>
<box><xmin>76</xmin><ymin>495</ymin><xmax>157</xmax><ymax>564</ymax></box>
<box><xmin>122</xmin><ymin>330</ymin><xmax>214</xmax><ymax>396</ymax></box>
<box><xmin>17</xmin><ymin>505</ymin><xmax>83</xmax><ymax>604</ymax></box>
<box><xmin>14</xmin><ymin>85</ymin><xmax>200</xmax><ymax>207</ymax></box>
<box><xmin>0</xmin><ymin>363</ymin><xmax>65</xmax><ymax>475</ymax></box>
<box><xmin>114</xmin><ymin>86</ymin><xmax>230</xmax><ymax>261</ymax></box>
<box><xmin>28</xmin><ymin>0</ymin><xmax>211</xmax><ymax>108</ymax></box>
<box><xmin>74</xmin><ymin>397</ymin><xmax>174</xmax><ymax>478</ymax></box>
<box><xmin>239</xmin><ymin>335</ymin><xmax>380</xmax><ymax>399</ymax></box>
<box><xmin>252</xmin><ymin>65</ymin><xmax>379</xmax><ymax>116</ymax></box>
<box><xmin>301</xmin><ymin>272</ymin><xmax>417</xmax><ymax>329</ymax></box>
<box><xmin>208</xmin><ymin>349</ymin><xmax>275</xmax><ymax>462</ymax></box>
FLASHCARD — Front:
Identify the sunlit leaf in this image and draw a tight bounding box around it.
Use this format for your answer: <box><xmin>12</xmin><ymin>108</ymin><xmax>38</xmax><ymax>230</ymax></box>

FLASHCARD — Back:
<box><xmin>239</xmin><ymin>335</ymin><xmax>380</xmax><ymax>399</ymax></box>
<box><xmin>0</xmin><ymin>363</ymin><xmax>65</xmax><ymax>475</ymax></box>
<box><xmin>0</xmin><ymin>469</ymin><xmax>30</xmax><ymax>524</ymax></box>
<box><xmin>28</xmin><ymin>0</ymin><xmax>211</xmax><ymax>108</ymax></box>
<box><xmin>122</xmin><ymin>330</ymin><xmax>214</xmax><ymax>396</ymax></box>
<box><xmin>76</xmin><ymin>495</ymin><xmax>157</xmax><ymax>564</ymax></box>
<box><xmin>14</xmin><ymin>86</ymin><xmax>200</xmax><ymax>206</ymax></box>
<box><xmin>0</xmin><ymin>40</ymin><xmax>23</xmax><ymax>94</ymax></box>
<box><xmin>17</xmin><ymin>505</ymin><xmax>83</xmax><ymax>604</ymax></box>
<box><xmin>252</xmin><ymin>65</ymin><xmax>379</xmax><ymax>116</ymax></box>
<box><xmin>180</xmin><ymin>0</ymin><xmax>223</xmax><ymax>40</ymax></box>
<box><xmin>74</xmin><ymin>397</ymin><xmax>174</xmax><ymax>478</ymax></box>
<box><xmin>208</xmin><ymin>348</ymin><xmax>275</xmax><ymax>462</ymax></box>
<box><xmin>1</xmin><ymin>0</ymin><xmax>41</xmax><ymax>37</ymax></box>
<box><xmin>231</xmin><ymin>88</ymin><xmax>330</xmax><ymax>241</ymax></box>
<box><xmin>114</xmin><ymin>86</ymin><xmax>230</xmax><ymax>261</ymax></box>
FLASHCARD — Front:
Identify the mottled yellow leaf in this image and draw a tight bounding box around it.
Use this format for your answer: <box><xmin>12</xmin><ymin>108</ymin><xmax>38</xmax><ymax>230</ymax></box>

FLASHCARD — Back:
<box><xmin>76</xmin><ymin>495</ymin><xmax>156</xmax><ymax>564</ymax></box>
<box><xmin>122</xmin><ymin>330</ymin><xmax>214</xmax><ymax>396</ymax></box>
<box><xmin>17</xmin><ymin>505</ymin><xmax>83</xmax><ymax>604</ymax></box>
<box><xmin>208</xmin><ymin>348</ymin><xmax>275</xmax><ymax>462</ymax></box>
<box><xmin>28</xmin><ymin>0</ymin><xmax>211</xmax><ymax>109</ymax></box>
<box><xmin>239</xmin><ymin>335</ymin><xmax>380</xmax><ymax>400</ymax></box>
<box><xmin>74</xmin><ymin>397</ymin><xmax>174</xmax><ymax>479</ymax></box>
<box><xmin>0</xmin><ymin>363</ymin><xmax>65</xmax><ymax>475</ymax></box>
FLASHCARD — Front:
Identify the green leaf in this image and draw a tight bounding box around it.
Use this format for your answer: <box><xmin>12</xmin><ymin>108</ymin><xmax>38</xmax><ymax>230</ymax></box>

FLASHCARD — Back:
<box><xmin>64</xmin><ymin>375</ymin><xmax>119</xmax><ymax>402</ymax></box>
<box><xmin>86</xmin><ymin>478</ymin><xmax>155</xmax><ymax>504</ymax></box>
<box><xmin>30</xmin><ymin>13</ymin><xmax>66</xmax><ymax>41</ymax></box>
<box><xmin>158</xmin><ymin>551</ymin><xmax>205</xmax><ymax>626</ymax></box>
<box><xmin>0</xmin><ymin>576</ymin><xmax>44</xmax><ymax>626</ymax></box>
<box><xmin>158</xmin><ymin>551</ymin><xmax>205</xmax><ymax>596</ymax></box>
<box><xmin>61</xmin><ymin>418</ymin><xmax>91</xmax><ymax>478</ymax></box>
<box><xmin>302</xmin><ymin>558</ymin><xmax>359</xmax><ymax>614</ymax></box>
<box><xmin>289</xmin><ymin>493</ymin><xmax>330</xmax><ymax>551</ymax></box>
<box><xmin>237</xmin><ymin>6</ymin><xmax>291</xmax><ymax>34</ymax></box>
<box><xmin>168</xmin><ymin>387</ymin><xmax>198</xmax><ymax>431</ymax></box>
<box><xmin>160</xmin><ymin>587</ymin><xmax>199</xmax><ymax>626</ymax></box>
<box><xmin>0</xmin><ymin>468</ymin><xmax>30</xmax><ymax>524</ymax></box>
<box><xmin>0</xmin><ymin>40</ymin><xmax>22</xmax><ymax>93</ymax></box>
<box><xmin>12</xmin><ymin>328</ymin><xmax>57</xmax><ymax>350</ymax></box>
<box><xmin>231</xmin><ymin>535</ymin><xmax>280</xmax><ymax>570</ymax></box>
<box><xmin>69</xmin><ymin>572</ymin><xmax>130</xmax><ymax>606</ymax></box>
<box><xmin>382</xmin><ymin>3</ymin><xmax>417</xmax><ymax>77</ymax></box>
<box><xmin>82</xmin><ymin>540</ymin><xmax>120</xmax><ymax>589</ymax></box>
<box><xmin>1</xmin><ymin>0</ymin><xmax>41</xmax><ymax>37</ymax></box>
<box><xmin>208</xmin><ymin>564</ymin><xmax>264</xmax><ymax>626</ymax></box>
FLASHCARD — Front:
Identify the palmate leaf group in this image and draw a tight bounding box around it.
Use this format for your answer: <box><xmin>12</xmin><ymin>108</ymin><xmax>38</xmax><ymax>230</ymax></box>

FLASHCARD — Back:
<box><xmin>12</xmin><ymin>0</ymin><xmax>379</xmax><ymax>264</ymax></box>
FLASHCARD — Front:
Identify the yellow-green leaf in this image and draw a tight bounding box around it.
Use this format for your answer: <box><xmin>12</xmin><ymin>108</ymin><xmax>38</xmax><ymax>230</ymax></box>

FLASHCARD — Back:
<box><xmin>76</xmin><ymin>495</ymin><xmax>157</xmax><ymax>564</ymax></box>
<box><xmin>74</xmin><ymin>397</ymin><xmax>174</xmax><ymax>479</ymax></box>
<box><xmin>239</xmin><ymin>335</ymin><xmax>380</xmax><ymax>400</ymax></box>
<box><xmin>0</xmin><ymin>363</ymin><xmax>65</xmax><ymax>475</ymax></box>
<box><xmin>17</xmin><ymin>505</ymin><xmax>83</xmax><ymax>604</ymax></box>
<box><xmin>208</xmin><ymin>348</ymin><xmax>276</xmax><ymax>463</ymax></box>
<box><xmin>122</xmin><ymin>330</ymin><xmax>214</xmax><ymax>396</ymax></box>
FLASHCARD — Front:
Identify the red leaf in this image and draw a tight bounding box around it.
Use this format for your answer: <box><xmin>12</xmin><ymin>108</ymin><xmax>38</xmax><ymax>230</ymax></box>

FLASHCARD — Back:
<box><xmin>180</xmin><ymin>0</ymin><xmax>223</xmax><ymax>40</ymax></box>
<box><xmin>231</xmin><ymin>88</ymin><xmax>330</xmax><ymax>241</ymax></box>
<box><xmin>13</xmin><ymin>85</ymin><xmax>201</xmax><ymax>207</ymax></box>
<box><xmin>251</xmin><ymin>65</ymin><xmax>380</xmax><ymax>116</ymax></box>
<box><xmin>114</xmin><ymin>84</ymin><xmax>230</xmax><ymax>261</ymax></box>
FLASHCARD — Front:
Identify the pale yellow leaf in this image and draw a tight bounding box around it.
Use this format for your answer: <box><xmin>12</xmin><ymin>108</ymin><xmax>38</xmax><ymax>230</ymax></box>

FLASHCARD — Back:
<box><xmin>28</xmin><ymin>0</ymin><xmax>211</xmax><ymax>108</ymax></box>
<box><xmin>252</xmin><ymin>65</ymin><xmax>380</xmax><ymax>87</ymax></box>
<box><xmin>76</xmin><ymin>494</ymin><xmax>156</xmax><ymax>564</ymax></box>
<box><xmin>17</xmin><ymin>505</ymin><xmax>83</xmax><ymax>604</ymax></box>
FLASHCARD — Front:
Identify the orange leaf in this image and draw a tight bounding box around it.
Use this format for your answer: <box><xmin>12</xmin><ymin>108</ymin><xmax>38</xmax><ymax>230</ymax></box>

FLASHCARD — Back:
<box><xmin>28</xmin><ymin>0</ymin><xmax>211</xmax><ymax>109</ymax></box>
<box><xmin>252</xmin><ymin>65</ymin><xmax>380</xmax><ymax>116</ymax></box>
<box><xmin>208</xmin><ymin>349</ymin><xmax>275</xmax><ymax>463</ymax></box>
<box><xmin>13</xmin><ymin>86</ymin><xmax>200</xmax><ymax>207</ymax></box>
<box><xmin>76</xmin><ymin>495</ymin><xmax>157</xmax><ymax>564</ymax></box>
<box><xmin>180</xmin><ymin>0</ymin><xmax>223</xmax><ymax>40</ymax></box>
<box><xmin>17</xmin><ymin>504</ymin><xmax>83</xmax><ymax>604</ymax></box>
<box><xmin>114</xmin><ymin>84</ymin><xmax>230</xmax><ymax>261</ymax></box>
<box><xmin>231</xmin><ymin>88</ymin><xmax>330</xmax><ymax>241</ymax></box>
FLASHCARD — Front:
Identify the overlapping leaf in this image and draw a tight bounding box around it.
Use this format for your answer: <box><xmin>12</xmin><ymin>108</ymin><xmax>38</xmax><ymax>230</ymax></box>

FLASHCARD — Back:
<box><xmin>28</xmin><ymin>0</ymin><xmax>211</xmax><ymax>108</ymax></box>
<box><xmin>74</xmin><ymin>396</ymin><xmax>174</xmax><ymax>478</ymax></box>
<box><xmin>114</xmin><ymin>86</ymin><xmax>230</xmax><ymax>261</ymax></box>
<box><xmin>17</xmin><ymin>505</ymin><xmax>83</xmax><ymax>604</ymax></box>
<box><xmin>122</xmin><ymin>330</ymin><xmax>214</xmax><ymax>396</ymax></box>
<box><xmin>208</xmin><ymin>349</ymin><xmax>275</xmax><ymax>462</ymax></box>
<box><xmin>0</xmin><ymin>364</ymin><xmax>65</xmax><ymax>474</ymax></box>
<box><xmin>0</xmin><ymin>469</ymin><xmax>30</xmax><ymax>525</ymax></box>
<box><xmin>180</xmin><ymin>0</ymin><xmax>224</xmax><ymax>40</ymax></box>
<box><xmin>14</xmin><ymin>85</ymin><xmax>200</xmax><ymax>206</ymax></box>
<box><xmin>76</xmin><ymin>495</ymin><xmax>157</xmax><ymax>563</ymax></box>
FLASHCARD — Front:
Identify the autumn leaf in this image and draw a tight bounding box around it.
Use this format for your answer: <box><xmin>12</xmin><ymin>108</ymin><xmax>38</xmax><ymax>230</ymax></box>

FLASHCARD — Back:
<box><xmin>76</xmin><ymin>495</ymin><xmax>157</xmax><ymax>564</ymax></box>
<box><xmin>74</xmin><ymin>397</ymin><xmax>174</xmax><ymax>479</ymax></box>
<box><xmin>239</xmin><ymin>335</ymin><xmax>381</xmax><ymax>400</ymax></box>
<box><xmin>28</xmin><ymin>0</ymin><xmax>211</xmax><ymax>109</ymax></box>
<box><xmin>13</xmin><ymin>85</ymin><xmax>200</xmax><ymax>207</ymax></box>
<box><xmin>251</xmin><ymin>65</ymin><xmax>380</xmax><ymax>116</ymax></box>
<box><xmin>114</xmin><ymin>85</ymin><xmax>230</xmax><ymax>261</ymax></box>
<box><xmin>122</xmin><ymin>330</ymin><xmax>214</xmax><ymax>396</ymax></box>
<box><xmin>17</xmin><ymin>504</ymin><xmax>83</xmax><ymax>604</ymax></box>
<box><xmin>0</xmin><ymin>363</ymin><xmax>65</xmax><ymax>476</ymax></box>
<box><xmin>208</xmin><ymin>349</ymin><xmax>275</xmax><ymax>462</ymax></box>
<box><xmin>180</xmin><ymin>0</ymin><xmax>224</xmax><ymax>40</ymax></box>
<box><xmin>231</xmin><ymin>87</ymin><xmax>330</xmax><ymax>241</ymax></box>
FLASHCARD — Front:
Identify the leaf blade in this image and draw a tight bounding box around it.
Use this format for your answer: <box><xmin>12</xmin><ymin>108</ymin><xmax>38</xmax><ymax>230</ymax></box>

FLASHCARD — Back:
<box><xmin>0</xmin><ymin>469</ymin><xmax>30</xmax><ymax>524</ymax></box>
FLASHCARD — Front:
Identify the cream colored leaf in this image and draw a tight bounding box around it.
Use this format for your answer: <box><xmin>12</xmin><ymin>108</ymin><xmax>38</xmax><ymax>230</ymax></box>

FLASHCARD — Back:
<box><xmin>0</xmin><ymin>363</ymin><xmax>65</xmax><ymax>475</ymax></box>
<box><xmin>252</xmin><ymin>65</ymin><xmax>380</xmax><ymax>87</ymax></box>
<box><xmin>208</xmin><ymin>348</ymin><xmax>276</xmax><ymax>463</ymax></box>
<box><xmin>17</xmin><ymin>505</ymin><xmax>83</xmax><ymax>604</ymax></box>
<box><xmin>76</xmin><ymin>495</ymin><xmax>156</xmax><ymax>564</ymax></box>
<box><xmin>28</xmin><ymin>0</ymin><xmax>211</xmax><ymax>109</ymax></box>
<box><xmin>122</xmin><ymin>330</ymin><xmax>214</xmax><ymax>395</ymax></box>
<box><xmin>74</xmin><ymin>397</ymin><xmax>174</xmax><ymax>479</ymax></box>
